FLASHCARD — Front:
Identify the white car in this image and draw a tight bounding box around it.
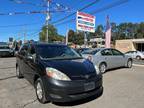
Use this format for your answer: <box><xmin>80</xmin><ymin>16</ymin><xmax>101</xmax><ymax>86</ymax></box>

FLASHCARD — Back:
<box><xmin>125</xmin><ymin>51</ymin><xmax>144</xmax><ymax>60</ymax></box>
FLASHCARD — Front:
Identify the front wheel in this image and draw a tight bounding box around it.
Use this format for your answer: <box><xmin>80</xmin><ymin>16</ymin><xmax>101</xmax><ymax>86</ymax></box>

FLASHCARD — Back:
<box><xmin>127</xmin><ymin>59</ymin><xmax>132</xmax><ymax>68</ymax></box>
<box><xmin>35</xmin><ymin>78</ymin><xmax>49</xmax><ymax>104</ymax></box>
<box><xmin>136</xmin><ymin>56</ymin><xmax>141</xmax><ymax>60</ymax></box>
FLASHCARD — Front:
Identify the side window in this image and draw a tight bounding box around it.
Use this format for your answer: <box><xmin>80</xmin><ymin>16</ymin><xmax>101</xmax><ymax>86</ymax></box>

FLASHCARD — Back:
<box><xmin>101</xmin><ymin>49</ymin><xmax>112</xmax><ymax>56</ymax></box>
<box><xmin>111</xmin><ymin>49</ymin><xmax>123</xmax><ymax>56</ymax></box>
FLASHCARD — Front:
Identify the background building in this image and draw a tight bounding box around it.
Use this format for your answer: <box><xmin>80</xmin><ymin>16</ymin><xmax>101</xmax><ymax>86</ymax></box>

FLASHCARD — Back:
<box><xmin>115</xmin><ymin>39</ymin><xmax>144</xmax><ymax>53</ymax></box>
<box><xmin>89</xmin><ymin>38</ymin><xmax>105</xmax><ymax>48</ymax></box>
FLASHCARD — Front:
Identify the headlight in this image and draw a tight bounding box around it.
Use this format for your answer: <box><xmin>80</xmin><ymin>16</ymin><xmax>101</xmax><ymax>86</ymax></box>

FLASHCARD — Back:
<box><xmin>46</xmin><ymin>67</ymin><xmax>71</xmax><ymax>81</ymax></box>
<box><xmin>94</xmin><ymin>65</ymin><xmax>100</xmax><ymax>75</ymax></box>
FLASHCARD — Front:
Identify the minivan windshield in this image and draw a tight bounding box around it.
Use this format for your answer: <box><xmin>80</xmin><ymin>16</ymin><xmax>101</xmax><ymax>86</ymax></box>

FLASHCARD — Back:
<box><xmin>37</xmin><ymin>45</ymin><xmax>82</xmax><ymax>60</ymax></box>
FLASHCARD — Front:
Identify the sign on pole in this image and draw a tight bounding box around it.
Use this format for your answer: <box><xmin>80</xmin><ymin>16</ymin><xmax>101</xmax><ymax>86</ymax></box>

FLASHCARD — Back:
<box><xmin>76</xmin><ymin>11</ymin><xmax>95</xmax><ymax>33</ymax></box>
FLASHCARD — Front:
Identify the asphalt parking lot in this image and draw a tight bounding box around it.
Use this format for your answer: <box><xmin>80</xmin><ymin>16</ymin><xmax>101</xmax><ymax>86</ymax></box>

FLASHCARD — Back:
<box><xmin>0</xmin><ymin>57</ymin><xmax>144</xmax><ymax>108</ymax></box>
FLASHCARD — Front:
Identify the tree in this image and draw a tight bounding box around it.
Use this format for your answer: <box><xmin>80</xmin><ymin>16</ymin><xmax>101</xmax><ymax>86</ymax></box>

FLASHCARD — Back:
<box><xmin>68</xmin><ymin>29</ymin><xmax>75</xmax><ymax>43</ymax></box>
<box><xmin>95</xmin><ymin>25</ymin><xmax>104</xmax><ymax>38</ymax></box>
<box><xmin>68</xmin><ymin>30</ymin><xmax>84</xmax><ymax>45</ymax></box>
<box><xmin>87</xmin><ymin>25</ymin><xmax>104</xmax><ymax>41</ymax></box>
<box><xmin>39</xmin><ymin>24</ymin><xmax>64</xmax><ymax>42</ymax></box>
<box><xmin>76</xmin><ymin>32</ymin><xmax>84</xmax><ymax>45</ymax></box>
<box><xmin>109</xmin><ymin>22</ymin><xmax>144</xmax><ymax>44</ymax></box>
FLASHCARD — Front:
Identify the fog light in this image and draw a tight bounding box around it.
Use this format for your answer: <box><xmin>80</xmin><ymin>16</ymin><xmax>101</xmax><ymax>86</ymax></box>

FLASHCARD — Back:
<box><xmin>49</xmin><ymin>94</ymin><xmax>62</xmax><ymax>99</ymax></box>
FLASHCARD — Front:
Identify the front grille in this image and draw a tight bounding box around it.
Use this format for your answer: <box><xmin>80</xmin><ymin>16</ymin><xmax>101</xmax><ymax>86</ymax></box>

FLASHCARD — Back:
<box><xmin>71</xmin><ymin>73</ymin><xmax>96</xmax><ymax>80</ymax></box>
<box><xmin>69</xmin><ymin>86</ymin><xmax>101</xmax><ymax>96</ymax></box>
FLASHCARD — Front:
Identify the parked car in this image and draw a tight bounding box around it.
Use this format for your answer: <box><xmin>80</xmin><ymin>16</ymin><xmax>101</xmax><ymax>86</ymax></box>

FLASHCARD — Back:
<box><xmin>81</xmin><ymin>48</ymin><xmax>133</xmax><ymax>73</ymax></box>
<box><xmin>16</xmin><ymin>43</ymin><xmax>103</xmax><ymax>103</ymax></box>
<box><xmin>125</xmin><ymin>51</ymin><xmax>144</xmax><ymax>60</ymax></box>
<box><xmin>0</xmin><ymin>43</ymin><xmax>14</xmax><ymax>57</ymax></box>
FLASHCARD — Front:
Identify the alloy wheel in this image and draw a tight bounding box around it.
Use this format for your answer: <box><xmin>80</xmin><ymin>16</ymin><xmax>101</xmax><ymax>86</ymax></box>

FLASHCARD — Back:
<box><xmin>127</xmin><ymin>60</ymin><xmax>132</xmax><ymax>68</ymax></box>
<box><xmin>136</xmin><ymin>56</ymin><xmax>141</xmax><ymax>60</ymax></box>
<box><xmin>99</xmin><ymin>63</ymin><xmax>106</xmax><ymax>73</ymax></box>
<box><xmin>36</xmin><ymin>82</ymin><xmax>43</xmax><ymax>100</ymax></box>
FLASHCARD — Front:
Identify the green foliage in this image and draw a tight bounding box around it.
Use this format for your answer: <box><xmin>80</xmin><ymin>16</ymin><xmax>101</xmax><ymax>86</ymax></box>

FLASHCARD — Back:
<box><xmin>111</xmin><ymin>22</ymin><xmax>144</xmax><ymax>44</ymax></box>
<box><xmin>68</xmin><ymin>30</ymin><xmax>84</xmax><ymax>45</ymax></box>
<box><xmin>39</xmin><ymin>22</ymin><xmax>144</xmax><ymax>45</ymax></box>
<box><xmin>39</xmin><ymin>24</ymin><xmax>64</xmax><ymax>42</ymax></box>
<box><xmin>88</xmin><ymin>22</ymin><xmax>144</xmax><ymax>44</ymax></box>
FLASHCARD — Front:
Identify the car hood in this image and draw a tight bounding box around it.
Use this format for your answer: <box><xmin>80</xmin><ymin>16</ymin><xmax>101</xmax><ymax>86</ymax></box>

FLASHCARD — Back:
<box><xmin>41</xmin><ymin>58</ymin><xmax>97</xmax><ymax>80</ymax></box>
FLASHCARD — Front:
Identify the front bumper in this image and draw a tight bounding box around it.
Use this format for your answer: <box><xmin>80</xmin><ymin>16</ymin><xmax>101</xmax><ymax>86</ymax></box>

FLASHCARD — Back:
<box><xmin>42</xmin><ymin>75</ymin><xmax>103</xmax><ymax>102</ymax></box>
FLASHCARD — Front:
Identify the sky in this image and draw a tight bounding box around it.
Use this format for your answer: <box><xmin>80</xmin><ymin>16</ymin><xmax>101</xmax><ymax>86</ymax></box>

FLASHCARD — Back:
<box><xmin>0</xmin><ymin>0</ymin><xmax>144</xmax><ymax>42</ymax></box>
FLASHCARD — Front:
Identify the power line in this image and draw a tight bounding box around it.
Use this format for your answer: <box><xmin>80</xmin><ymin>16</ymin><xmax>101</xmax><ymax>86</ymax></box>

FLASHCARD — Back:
<box><xmin>54</xmin><ymin>0</ymin><xmax>129</xmax><ymax>26</ymax></box>
<box><xmin>0</xmin><ymin>23</ymin><xmax>42</xmax><ymax>28</ymax></box>
<box><xmin>91</xmin><ymin>0</ymin><xmax>129</xmax><ymax>14</ymax></box>
<box><xmin>0</xmin><ymin>0</ymin><xmax>73</xmax><ymax>16</ymax></box>
<box><xmin>0</xmin><ymin>29</ymin><xmax>41</xmax><ymax>35</ymax></box>
<box><xmin>28</xmin><ymin>29</ymin><xmax>42</xmax><ymax>36</ymax></box>
<box><xmin>10</xmin><ymin>0</ymin><xmax>47</xmax><ymax>7</ymax></box>
<box><xmin>51</xmin><ymin>0</ymin><xmax>100</xmax><ymax>24</ymax></box>
<box><xmin>9</xmin><ymin>0</ymin><xmax>73</xmax><ymax>42</ymax></box>
<box><xmin>49</xmin><ymin>0</ymin><xmax>88</xmax><ymax>23</ymax></box>
<box><xmin>15</xmin><ymin>29</ymin><xmax>42</xmax><ymax>40</ymax></box>
<box><xmin>0</xmin><ymin>10</ymin><xmax>73</xmax><ymax>16</ymax></box>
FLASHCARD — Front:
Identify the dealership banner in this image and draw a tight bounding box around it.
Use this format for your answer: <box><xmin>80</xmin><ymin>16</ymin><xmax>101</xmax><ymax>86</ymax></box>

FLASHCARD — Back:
<box><xmin>76</xmin><ymin>11</ymin><xmax>95</xmax><ymax>33</ymax></box>
<box><xmin>105</xmin><ymin>15</ymin><xmax>111</xmax><ymax>48</ymax></box>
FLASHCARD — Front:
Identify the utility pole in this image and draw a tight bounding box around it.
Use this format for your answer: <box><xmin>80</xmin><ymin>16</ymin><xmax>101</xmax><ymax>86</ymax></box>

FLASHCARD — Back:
<box><xmin>46</xmin><ymin>0</ymin><xmax>50</xmax><ymax>42</ymax></box>
<box><xmin>84</xmin><ymin>32</ymin><xmax>87</xmax><ymax>48</ymax></box>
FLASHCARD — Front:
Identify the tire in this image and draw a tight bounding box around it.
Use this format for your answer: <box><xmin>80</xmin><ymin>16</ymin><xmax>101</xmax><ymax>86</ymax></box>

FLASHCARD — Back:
<box><xmin>99</xmin><ymin>63</ymin><xmax>107</xmax><ymax>73</ymax></box>
<box><xmin>35</xmin><ymin>78</ymin><xmax>49</xmax><ymax>104</ymax></box>
<box><xmin>127</xmin><ymin>59</ymin><xmax>132</xmax><ymax>68</ymax></box>
<box><xmin>16</xmin><ymin>65</ymin><xmax>24</xmax><ymax>78</ymax></box>
<box><xmin>136</xmin><ymin>56</ymin><xmax>141</xmax><ymax>60</ymax></box>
